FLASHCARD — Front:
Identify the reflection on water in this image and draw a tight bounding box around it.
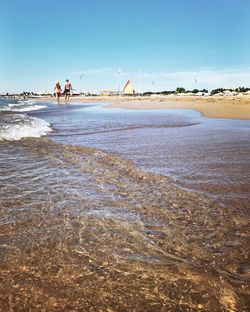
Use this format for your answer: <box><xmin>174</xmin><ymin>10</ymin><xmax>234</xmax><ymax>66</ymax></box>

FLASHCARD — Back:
<box><xmin>0</xmin><ymin>102</ymin><xmax>250</xmax><ymax>311</ymax></box>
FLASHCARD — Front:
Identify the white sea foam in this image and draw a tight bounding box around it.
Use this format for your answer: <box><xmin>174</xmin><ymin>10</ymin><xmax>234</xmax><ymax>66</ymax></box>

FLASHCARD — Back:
<box><xmin>0</xmin><ymin>113</ymin><xmax>52</xmax><ymax>141</ymax></box>
<box><xmin>0</xmin><ymin>102</ymin><xmax>47</xmax><ymax>112</ymax></box>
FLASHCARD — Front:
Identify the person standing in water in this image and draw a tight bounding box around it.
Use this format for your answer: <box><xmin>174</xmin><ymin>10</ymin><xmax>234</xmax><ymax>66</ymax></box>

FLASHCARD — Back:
<box><xmin>54</xmin><ymin>81</ymin><xmax>62</xmax><ymax>104</ymax></box>
<box><xmin>64</xmin><ymin>79</ymin><xmax>72</xmax><ymax>103</ymax></box>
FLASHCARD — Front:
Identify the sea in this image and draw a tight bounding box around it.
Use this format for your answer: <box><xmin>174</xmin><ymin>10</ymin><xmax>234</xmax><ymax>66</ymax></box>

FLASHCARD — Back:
<box><xmin>0</xmin><ymin>98</ymin><xmax>249</xmax><ymax>311</ymax></box>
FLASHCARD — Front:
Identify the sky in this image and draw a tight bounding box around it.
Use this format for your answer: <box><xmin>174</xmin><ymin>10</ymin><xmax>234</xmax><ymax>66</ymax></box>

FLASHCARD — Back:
<box><xmin>1</xmin><ymin>0</ymin><xmax>250</xmax><ymax>93</ymax></box>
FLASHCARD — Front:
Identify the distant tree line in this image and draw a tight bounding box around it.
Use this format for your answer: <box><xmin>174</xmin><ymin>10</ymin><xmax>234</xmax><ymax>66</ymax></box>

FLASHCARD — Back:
<box><xmin>1</xmin><ymin>86</ymin><xmax>250</xmax><ymax>98</ymax></box>
<box><xmin>142</xmin><ymin>86</ymin><xmax>250</xmax><ymax>96</ymax></box>
<box><xmin>0</xmin><ymin>92</ymin><xmax>53</xmax><ymax>97</ymax></box>
<box><xmin>210</xmin><ymin>87</ymin><xmax>250</xmax><ymax>95</ymax></box>
<box><xmin>142</xmin><ymin>87</ymin><xmax>209</xmax><ymax>96</ymax></box>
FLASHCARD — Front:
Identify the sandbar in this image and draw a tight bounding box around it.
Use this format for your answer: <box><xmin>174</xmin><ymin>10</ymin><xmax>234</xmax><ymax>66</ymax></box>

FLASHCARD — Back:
<box><xmin>38</xmin><ymin>95</ymin><xmax>250</xmax><ymax>120</ymax></box>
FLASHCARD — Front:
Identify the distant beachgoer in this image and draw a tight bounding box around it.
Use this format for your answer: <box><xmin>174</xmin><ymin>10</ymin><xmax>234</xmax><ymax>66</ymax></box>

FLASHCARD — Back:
<box><xmin>54</xmin><ymin>81</ymin><xmax>62</xmax><ymax>104</ymax></box>
<box><xmin>64</xmin><ymin>79</ymin><xmax>72</xmax><ymax>103</ymax></box>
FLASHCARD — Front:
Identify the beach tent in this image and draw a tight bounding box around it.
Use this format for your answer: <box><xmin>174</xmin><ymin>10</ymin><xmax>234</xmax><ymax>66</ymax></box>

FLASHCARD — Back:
<box><xmin>123</xmin><ymin>80</ymin><xmax>135</xmax><ymax>95</ymax></box>
<box><xmin>223</xmin><ymin>90</ymin><xmax>233</xmax><ymax>96</ymax></box>
<box><xmin>223</xmin><ymin>90</ymin><xmax>237</xmax><ymax>96</ymax></box>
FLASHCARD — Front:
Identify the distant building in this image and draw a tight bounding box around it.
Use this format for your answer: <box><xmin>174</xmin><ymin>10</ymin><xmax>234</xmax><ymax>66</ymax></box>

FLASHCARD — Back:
<box><xmin>123</xmin><ymin>80</ymin><xmax>135</xmax><ymax>95</ymax></box>
<box><xmin>100</xmin><ymin>90</ymin><xmax>119</xmax><ymax>96</ymax></box>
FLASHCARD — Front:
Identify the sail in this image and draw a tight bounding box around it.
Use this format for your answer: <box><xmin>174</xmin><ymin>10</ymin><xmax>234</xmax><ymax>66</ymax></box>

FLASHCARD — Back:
<box><xmin>123</xmin><ymin>80</ymin><xmax>135</xmax><ymax>95</ymax></box>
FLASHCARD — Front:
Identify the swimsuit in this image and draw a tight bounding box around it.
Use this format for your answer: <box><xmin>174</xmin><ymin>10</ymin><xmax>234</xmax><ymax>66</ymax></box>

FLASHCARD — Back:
<box><xmin>54</xmin><ymin>85</ymin><xmax>61</xmax><ymax>96</ymax></box>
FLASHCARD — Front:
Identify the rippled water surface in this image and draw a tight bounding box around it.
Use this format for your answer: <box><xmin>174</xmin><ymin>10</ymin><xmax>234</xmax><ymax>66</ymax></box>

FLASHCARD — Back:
<box><xmin>0</xmin><ymin>101</ymin><xmax>249</xmax><ymax>311</ymax></box>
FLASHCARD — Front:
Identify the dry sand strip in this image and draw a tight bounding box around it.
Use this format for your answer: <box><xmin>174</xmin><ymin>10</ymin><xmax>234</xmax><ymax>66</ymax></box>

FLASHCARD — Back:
<box><xmin>38</xmin><ymin>95</ymin><xmax>250</xmax><ymax>120</ymax></box>
<box><xmin>104</xmin><ymin>95</ymin><xmax>250</xmax><ymax>120</ymax></box>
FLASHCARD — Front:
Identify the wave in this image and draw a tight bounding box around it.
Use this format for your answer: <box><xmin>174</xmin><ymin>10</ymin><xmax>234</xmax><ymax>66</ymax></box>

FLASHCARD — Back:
<box><xmin>0</xmin><ymin>102</ymin><xmax>47</xmax><ymax>112</ymax></box>
<box><xmin>0</xmin><ymin>113</ymin><xmax>52</xmax><ymax>141</ymax></box>
<box><xmin>51</xmin><ymin>122</ymin><xmax>200</xmax><ymax>137</ymax></box>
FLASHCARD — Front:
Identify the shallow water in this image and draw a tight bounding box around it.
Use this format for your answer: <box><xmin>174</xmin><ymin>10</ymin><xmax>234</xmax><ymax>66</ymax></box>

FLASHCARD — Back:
<box><xmin>0</xmin><ymin>100</ymin><xmax>249</xmax><ymax>311</ymax></box>
<box><xmin>34</xmin><ymin>103</ymin><xmax>250</xmax><ymax>215</ymax></box>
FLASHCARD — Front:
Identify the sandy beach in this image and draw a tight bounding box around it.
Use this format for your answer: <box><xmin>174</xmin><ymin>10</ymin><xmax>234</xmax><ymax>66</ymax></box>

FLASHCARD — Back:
<box><xmin>39</xmin><ymin>95</ymin><xmax>250</xmax><ymax>120</ymax></box>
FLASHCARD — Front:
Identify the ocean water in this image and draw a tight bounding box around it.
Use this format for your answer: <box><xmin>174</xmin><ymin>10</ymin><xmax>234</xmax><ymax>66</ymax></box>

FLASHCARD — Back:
<box><xmin>0</xmin><ymin>99</ymin><xmax>51</xmax><ymax>141</ymax></box>
<box><xmin>0</xmin><ymin>98</ymin><xmax>249</xmax><ymax>311</ymax></box>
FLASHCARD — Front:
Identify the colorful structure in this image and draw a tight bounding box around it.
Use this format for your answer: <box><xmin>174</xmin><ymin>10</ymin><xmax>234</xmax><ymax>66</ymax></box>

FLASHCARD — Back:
<box><xmin>123</xmin><ymin>80</ymin><xmax>135</xmax><ymax>95</ymax></box>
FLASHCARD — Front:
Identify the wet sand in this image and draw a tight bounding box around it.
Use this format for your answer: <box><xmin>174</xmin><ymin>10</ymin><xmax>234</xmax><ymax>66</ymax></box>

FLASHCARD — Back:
<box><xmin>39</xmin><ymin>95</ymin><xmax>250</xmax><ymax>119</ymax></box>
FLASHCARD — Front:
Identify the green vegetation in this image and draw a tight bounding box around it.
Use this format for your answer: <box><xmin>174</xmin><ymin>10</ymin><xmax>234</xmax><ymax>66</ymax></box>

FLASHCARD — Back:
<box><xmin>1</xmin><ymin>86</ymin><xmax>250</xmax><ymax>98</ymax></box>
<box><xmin>235</xmin><ymin>87</ymin><xmax>250</xmax><ymax>93</ymax></box>
<box><xmin>141</xmin><ymin>86</ymin><xmax>249</xmax><ymax>96</ymax></box>
<box><xmin>176</xmin><ymin>87</ymin><xmax>186</xmax><ymax>94</ymax></box>
<box><xmin>211</xmin><ymin>88</ymin><xmax>225</xmax><ymax>95</ymax></box>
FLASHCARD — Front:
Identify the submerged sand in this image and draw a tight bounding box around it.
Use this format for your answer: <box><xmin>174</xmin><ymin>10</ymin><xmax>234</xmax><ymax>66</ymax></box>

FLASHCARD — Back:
<box><xmin>1</xmin><ymin>138</ymin><xmax>249</xmax><ymax>311</ymax></box>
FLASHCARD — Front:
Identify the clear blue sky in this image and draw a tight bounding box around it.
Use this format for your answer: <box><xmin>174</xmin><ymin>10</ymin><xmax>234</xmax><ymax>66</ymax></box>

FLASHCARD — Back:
<box><xmin>1</xmin><ymin>0</ymin><xmax>249</xmax><ymax>93</ymax></box>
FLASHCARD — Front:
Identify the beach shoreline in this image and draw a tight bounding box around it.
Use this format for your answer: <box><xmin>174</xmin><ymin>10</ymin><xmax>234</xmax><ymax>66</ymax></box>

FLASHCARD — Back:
<box><xmin>38</xmin><ymin>95</ymin><xmax>250</xmax><ymax>120</ymax></box>
<box><xmin>1</xmin><ymin>97</ymin><xmax>250</xmax><ymax>310</ymax></box>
